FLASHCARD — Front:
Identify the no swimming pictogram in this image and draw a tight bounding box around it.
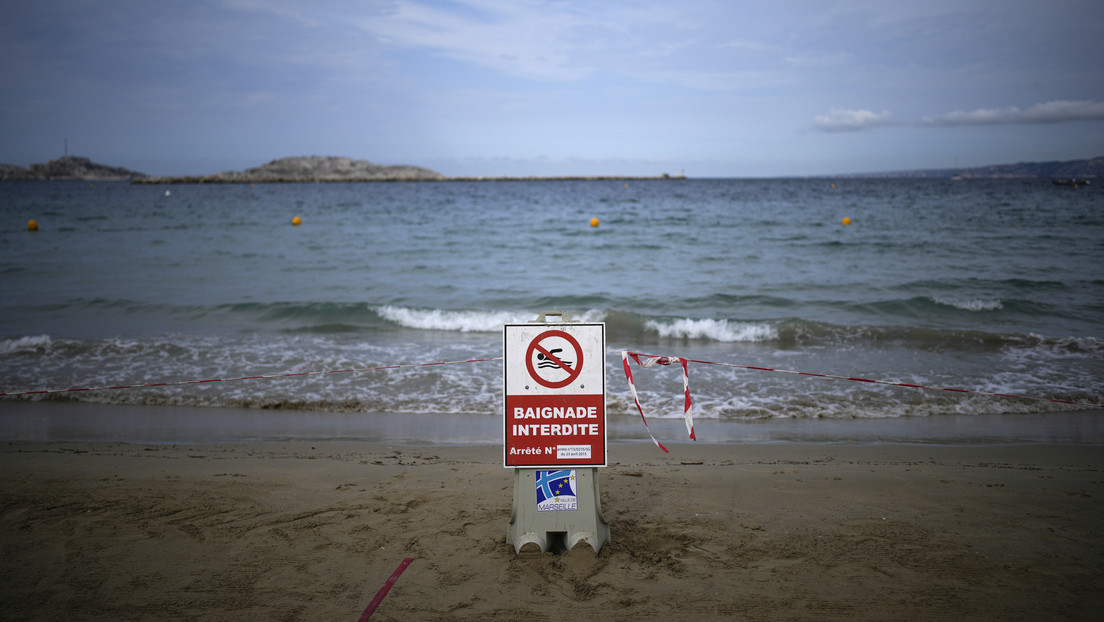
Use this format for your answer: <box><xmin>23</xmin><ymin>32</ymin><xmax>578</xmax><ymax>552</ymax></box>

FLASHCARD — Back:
<box><xmin>525</xmin><ymin>330</ymin><xmax>583</xmax><ymax>389</ymax></box>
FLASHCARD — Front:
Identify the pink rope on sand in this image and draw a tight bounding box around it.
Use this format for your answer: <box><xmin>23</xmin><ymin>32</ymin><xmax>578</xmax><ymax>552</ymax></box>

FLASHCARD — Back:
<box><xmin>358</xmin><ymin>557</ymin><xmax>414</xmax><ymax>621</ymax></box>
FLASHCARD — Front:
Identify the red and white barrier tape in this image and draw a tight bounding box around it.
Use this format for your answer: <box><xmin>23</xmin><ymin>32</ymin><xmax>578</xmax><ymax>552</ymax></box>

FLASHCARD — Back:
<box><xmin>620</xmin><ymin>352</ymin><xmax>667</xmax><ymax>452</ymax></box>
<box><xmin>0</xmin><ymin>357</ymin><xmax>503</xmax><ymax>397</ymax></box>
<box><xmin>620</xmin><ymin>352</ymin><xmax>696</xmax><ymax>453</ymax></box>
<box><xmin>619</xmin><ymin>349</ymin><xmax>1102</xmax><ymax>408</ymax></box>
<box><xmin>680</xmin><ymin>355</ymin><xmax>1103</xmax><ymax>408</ymax></box>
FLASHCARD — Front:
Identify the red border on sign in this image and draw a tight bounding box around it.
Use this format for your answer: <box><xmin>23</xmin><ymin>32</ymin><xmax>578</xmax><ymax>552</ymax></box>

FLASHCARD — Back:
<box><xmin>525</xmin><ymin>330</ymin><xmax>584</xmax><ymax>389</ymax></box>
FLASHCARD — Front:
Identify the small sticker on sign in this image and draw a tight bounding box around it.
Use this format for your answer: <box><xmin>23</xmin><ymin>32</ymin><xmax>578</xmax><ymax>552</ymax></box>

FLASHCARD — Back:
<box><xmin>536</xmin><ymin>469</ymin><xmax>577</xmax><ymax>512</ymax></box>
<box><xmin>556</xmin><ymin>445</ymin><xmax>591</xmax><ymax>460</ymax></box>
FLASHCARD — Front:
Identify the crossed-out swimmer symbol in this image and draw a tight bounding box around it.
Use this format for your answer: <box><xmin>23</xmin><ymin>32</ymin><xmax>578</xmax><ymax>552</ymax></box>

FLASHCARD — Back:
<box><xmin>525</xmin><ymin>330</ymin><xmax>585</xmax><ymax>389</ymax></box>
<box><xmin>536</xmin><ymin>349</ymin><xmax>573</xmax><ymax>369</ymax></box>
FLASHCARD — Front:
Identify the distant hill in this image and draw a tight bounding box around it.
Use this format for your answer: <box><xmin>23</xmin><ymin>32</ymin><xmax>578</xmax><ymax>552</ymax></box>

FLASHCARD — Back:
<box><xmin>0</xmin><ymin>156</ymin><xmax>147</xmax><ymax>181</ymax></box>
<box><xmin>837</xmin><ymin>155</ymin><xmax>1103</xmax><ymax>179</ymax></box>
<box><xmin>136</xmin><ymin>156</ymin><xmax>446</xmax><ymax>183</ymax></box>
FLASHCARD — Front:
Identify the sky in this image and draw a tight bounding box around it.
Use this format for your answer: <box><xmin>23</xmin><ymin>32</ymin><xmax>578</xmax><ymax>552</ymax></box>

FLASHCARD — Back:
<box><xmin>2</xmin><ymin>0</ymin><xmax>1103</xmax><ymax>178</ymax></box>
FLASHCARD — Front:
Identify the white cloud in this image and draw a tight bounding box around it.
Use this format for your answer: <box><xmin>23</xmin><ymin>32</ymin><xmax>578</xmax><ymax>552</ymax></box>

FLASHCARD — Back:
<box><xmin>921</xmin><ymin>100</ymin><xmax>1104</xmax><ymax>126</ymax></box>
<box><xmin>812</xmin><ymin>108</ymin><xmax>897</xmax><ymax>132</ymax></box>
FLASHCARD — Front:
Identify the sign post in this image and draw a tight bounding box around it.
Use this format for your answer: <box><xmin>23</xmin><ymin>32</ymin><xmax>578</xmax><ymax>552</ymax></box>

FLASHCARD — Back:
<box><xmin>504</xmin><ymin>312</ymin><xmax>610</xmax><ymax>557</ymax></box>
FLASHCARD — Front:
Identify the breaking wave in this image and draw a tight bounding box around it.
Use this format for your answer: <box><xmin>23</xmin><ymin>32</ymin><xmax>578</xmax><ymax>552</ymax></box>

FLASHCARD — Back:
<box><xmin>375</xmin><ymin>306</ymin><xmax>608</xmax><ymax>332</ymax></box>
<box><xmin>644</xmin><ymin>317</ymin><xmax>778</xmax><ymax>342</ymax></box>
<box><xmin>931</xmin><ymin>296</ymin><xmax>1004</xmax><ymax>312</ymax></box>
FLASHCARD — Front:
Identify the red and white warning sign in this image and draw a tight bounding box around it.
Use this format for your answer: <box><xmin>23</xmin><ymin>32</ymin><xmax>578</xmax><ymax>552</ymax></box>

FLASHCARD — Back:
<box><xmin>504</xmin><ymin>322</ymin><xmax>605</xmax><ymax>467</ymax></box>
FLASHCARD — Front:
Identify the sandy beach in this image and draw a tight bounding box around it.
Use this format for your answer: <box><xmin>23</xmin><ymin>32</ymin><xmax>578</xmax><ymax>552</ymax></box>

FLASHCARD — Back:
<box><xmin>2</xmin><ymin>439</ymin><xmax>1103</xmax><ymax>621</ymax></box>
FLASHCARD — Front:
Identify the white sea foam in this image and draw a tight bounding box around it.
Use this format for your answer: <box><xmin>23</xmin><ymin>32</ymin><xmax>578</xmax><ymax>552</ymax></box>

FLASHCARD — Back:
<box><xmin>376</xmin><ymin>306</ymin><xmax>527</xmax><ymax>332</ymax></box>
<box><xmin>376</xmin><ymin>306</ymin><xmax>607</xmax><ymax>332</ymax></box>
<box><xmin>644</xmin><ymin>318</ymin><xmax>777</xmax><ymax>342</ymax></box>
<box><xmin>931</xmin><ymin>296</ymin><xmax>1003</xmax><ymax>312</ymax></box>
<box><xmin>1022</xmin><ymin>333</ymin><xmax>1104</xmax><ymax>356</ymax></box>
<box><xmin>0</xmin><ymin>335</ymin><xmax>56</xmax><ymax>353</ymax></box>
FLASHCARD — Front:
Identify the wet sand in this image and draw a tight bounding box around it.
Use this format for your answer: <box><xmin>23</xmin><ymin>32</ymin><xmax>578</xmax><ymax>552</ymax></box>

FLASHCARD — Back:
<box><xmin>2</xmin><ymin>440</ymin><xmax>1103</xmax><ymax>620</ymax></box>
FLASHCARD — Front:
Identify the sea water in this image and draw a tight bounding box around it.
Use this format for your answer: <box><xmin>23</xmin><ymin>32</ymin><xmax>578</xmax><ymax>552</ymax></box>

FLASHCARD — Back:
<box><xmin>1</xmin><ymin>179</ymin><xmax>1101</xmax><ymax>442</ymax></box>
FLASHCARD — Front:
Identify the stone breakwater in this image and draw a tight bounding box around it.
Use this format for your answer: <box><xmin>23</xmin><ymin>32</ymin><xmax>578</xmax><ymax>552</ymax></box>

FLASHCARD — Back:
<box><xmin>137</xmin><ymin>174</ymin><xmax>686</xmax><ymax>184</ymax></box>
<box><xmin>439</xmin><ymin>174</ymin><xmax>686</xmax><ymax>182</ymax></box>
<box><xmin>134</xmin><ymin>174</ymin><xmax>686</xmax><ymax>183</ymax></box>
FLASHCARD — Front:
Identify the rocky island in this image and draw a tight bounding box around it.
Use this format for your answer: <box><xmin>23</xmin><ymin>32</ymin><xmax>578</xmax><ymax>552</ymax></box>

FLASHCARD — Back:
<box><xmin>134</xmin><ymin>156</ymin><xmax>446</xmax><ymax>183</ymax></box>
<box><xmin>131</xmin><ymin>156</ymin><xmax>690</xmax><ymax>183</ymax></box>
<box><xmin>0</xmin><ymin>156</ymin><xmax>148</xmax><ymax>181</ymax></box>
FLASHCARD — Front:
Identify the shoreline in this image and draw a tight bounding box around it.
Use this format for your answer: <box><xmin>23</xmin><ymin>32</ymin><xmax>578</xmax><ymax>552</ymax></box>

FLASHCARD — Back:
<box><xmin>2</xmin><ymin>440</ymin><xmax>1102</xmax><ymax>620</ymax></box>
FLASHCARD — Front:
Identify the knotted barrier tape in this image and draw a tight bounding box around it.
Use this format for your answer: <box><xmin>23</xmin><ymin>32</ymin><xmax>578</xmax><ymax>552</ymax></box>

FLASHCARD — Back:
<box><xmin>620</xmin><ymin>351</ymin><xmax>696</xmax><ymax>453</ymax></box>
